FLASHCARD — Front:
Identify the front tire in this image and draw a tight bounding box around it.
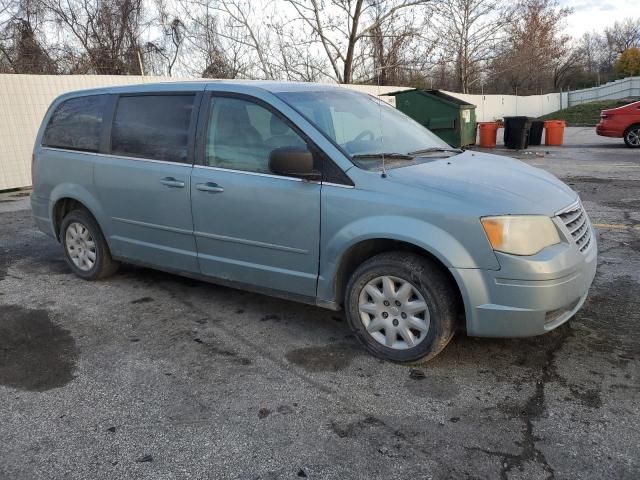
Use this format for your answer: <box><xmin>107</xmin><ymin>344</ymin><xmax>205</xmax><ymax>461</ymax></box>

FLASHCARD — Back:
<box><xmin>345</xmin><ymin>252</ymin><xmax>459</xmax><ymax>363</ymax></box>
<box><xmin>60</xmin><ymin>209</ymin><xmax>119</xmax><ymax>280</ymax></box>
<box><xmin>624</xmin><ymin>125</ymin><xmax>640</xmax><ymax>148</ymax></box>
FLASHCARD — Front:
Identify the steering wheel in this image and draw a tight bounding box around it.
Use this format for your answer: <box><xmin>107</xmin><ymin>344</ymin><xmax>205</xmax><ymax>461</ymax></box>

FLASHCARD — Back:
<box><xmin>354</xmin><ymin>130</ymin><xmax>375</xmax><ymax>142</ymax></box>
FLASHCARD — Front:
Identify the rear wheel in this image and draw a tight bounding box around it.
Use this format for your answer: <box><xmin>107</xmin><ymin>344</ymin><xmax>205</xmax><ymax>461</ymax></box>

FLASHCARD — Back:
<box><xmin>60</xmin><ymin>209</ymin><xmax>118</xmax><ymax>280</ymax></box>
<box><xmin>624</xmin><ymin>125</ymin><xmax>640</xmax><ymax>148</ymax></box>
<box><xmin>344</xmin><ymin>252</ymin><xmax>459</xmax><ymax>363</ymax></box>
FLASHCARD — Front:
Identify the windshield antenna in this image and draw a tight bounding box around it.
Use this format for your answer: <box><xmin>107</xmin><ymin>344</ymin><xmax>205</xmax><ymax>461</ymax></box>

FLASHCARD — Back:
<box><xmin>376</xmin><ymin>65</ymin><xmax>387</xmax><ymax>178</ymax></box>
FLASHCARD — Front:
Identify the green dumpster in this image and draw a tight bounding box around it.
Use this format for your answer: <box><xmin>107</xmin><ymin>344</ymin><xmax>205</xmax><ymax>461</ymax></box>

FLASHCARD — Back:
<box><xmin>385</xmin><ymin>89</ymin><xmax>477</xmax><ymax>148</ymax></box>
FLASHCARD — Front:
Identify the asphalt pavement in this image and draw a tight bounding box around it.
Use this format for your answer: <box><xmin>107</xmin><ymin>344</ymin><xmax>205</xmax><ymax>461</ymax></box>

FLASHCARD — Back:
<box><xmin>1</xmin><ymin>128</ymin><xmax>639</xmax><ymax>479</ymax></box>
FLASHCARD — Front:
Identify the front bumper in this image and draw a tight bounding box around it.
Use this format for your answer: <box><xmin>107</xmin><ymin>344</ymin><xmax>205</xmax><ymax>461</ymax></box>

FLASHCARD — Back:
<box><xmin>451</xmin><ymin>226</ymin><xmax>597</xmax><ymax>337</ymax></box>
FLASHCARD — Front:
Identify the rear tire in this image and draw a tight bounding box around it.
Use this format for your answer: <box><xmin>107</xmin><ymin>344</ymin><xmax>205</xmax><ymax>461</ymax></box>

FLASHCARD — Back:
<box><xmin>344</xmin><ymin>251</ymin><xmax>459</xmax><ymax>363</ymax></box>
<box><xmin>624</xmin><ymin>124</ymin><xmax>640</xmax><ymax>148</ymax></box>
<box><xmin>60</xmin><ymin>209</ymin><xmax>118</xmax><ymax>280</ymax></box>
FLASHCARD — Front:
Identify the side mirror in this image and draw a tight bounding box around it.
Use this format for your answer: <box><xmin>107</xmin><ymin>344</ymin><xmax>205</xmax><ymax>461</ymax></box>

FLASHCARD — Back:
<box><xmin>269</xmin><ymin>146</ymin><xmax>319</xmax><ymax>180</ymax></box>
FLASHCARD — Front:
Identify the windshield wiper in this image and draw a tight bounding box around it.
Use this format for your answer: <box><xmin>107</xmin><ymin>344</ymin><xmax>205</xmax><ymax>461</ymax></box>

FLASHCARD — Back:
<box><xmin>351</xmin><ymin>152</ymin><xmax>414</xmax><ymax>160</ymax></box>
<box><xmin>407</xmin><ymin>147</ymin><xmax>463</xmax><ymax>156</ymax></box>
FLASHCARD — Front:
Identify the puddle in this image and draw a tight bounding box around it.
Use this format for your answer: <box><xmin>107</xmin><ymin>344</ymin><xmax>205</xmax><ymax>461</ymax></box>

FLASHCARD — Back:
<box><xmin>0</xmin><ymin>305</ymin><xmax>78</xmax><ymax>391</ymax></box>
<box><xmin>285</xmin><ymin>344</ymin><xmax>361</xmax><ymax>372</ymax></box>
<box><xmin>405</xmin><ymin>372</ymin><xmax>460</xmax><ymax>400</ymax></box>
<box><xmin>131</xmin><ymin>296</ymin><xmax>154</xmax><ymax>304</ymax></box>
<box><xmin>329</xmin><ymin>415</ymin><xmax>385</xmax><ymax>438</ymax></box>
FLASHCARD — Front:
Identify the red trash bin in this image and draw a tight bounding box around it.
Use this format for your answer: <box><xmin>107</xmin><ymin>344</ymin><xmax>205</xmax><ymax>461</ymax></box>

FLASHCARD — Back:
<box><xmin>544</xmin><ymin>120</ymin><xmax>566</xmax><ymax>146</ymax></box>
<box><xmin>478</xmin><ymin>122</ymin><xmax>499</xmax><ymax>148</ymax></box>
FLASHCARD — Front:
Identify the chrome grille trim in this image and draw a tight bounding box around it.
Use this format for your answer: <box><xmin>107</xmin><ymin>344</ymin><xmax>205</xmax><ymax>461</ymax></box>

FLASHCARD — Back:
<box><xmin>557</xmin><ymin>202</ymin><xmax>593</xmax><ymax>254</ymax></box>
<box><xmin>563</xmin><ymin>209</ymin><xmax>583</xmax><ymax>225</ymax></box>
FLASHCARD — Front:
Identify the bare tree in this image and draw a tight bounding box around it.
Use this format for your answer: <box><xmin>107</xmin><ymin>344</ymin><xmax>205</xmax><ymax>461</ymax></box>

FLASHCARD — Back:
<box><xmin>269</xmin><ymin>16</ymin><xmax>330</xmax><ymax>81</ymax></box>
<box><xmin>177</xmin><ymin>0</ymin><xmax>330</xmax><ymax>81</ymax></box>
<box><xmin>2</xmin><ymin>0</ymin><xmax>632</xmax><ymax>93</ymax></box>
<box><xmin>487</xmin><ymin>0</ymin><xmax>573</xmax><ymax>94</ymax></box>
<box><xmin>432</xmin><ymin>0</ymin><xmax>513</xmax><ymax>93</ymax></box>
<box><xmin>283</xmin><ymin>0</ymin><xmax>432</xmax><ymax>84</ymax></box>
<box><xmin>579</xmin><ymin>32</ymin><xmax>604</xmax><ymax>75</ymax></box>
<box><xmin>552</xmin><ymin>42</ymin><xmax>584</xmax><ymax>88</ymax></box>
<box><xmin>175</xmin><ymin>0</ymin><xmax>262</xmax><ymax>78</ymax></box>
<box><xmin>195</xmin><ymin>13</ymin><xmax>239</xmax><ymax>78</ymax></box>
<box><xmin>605</xmin><ymin>18</ymin><xmax>640</xmax><ymax>55</ymax></box>
<box><xmin>212</xmin><ymin>0</ymin><xmax>276</xmax><ymax>79</ymax></box>
<box><xmin>365</xmin><ymin>2</ymin><xmax>436</xmax><ymax>86</ymax></box>
<box><xmin>145</xmin><ymin>0</ymin><xmax>185</xmax><ymax>76</ymax></box>
<box><xmin>37</xmin><ymin>0</ymin><xmax>146</xmax><ymax>74</ymax></box>
<box><xmin>0</xmin><ymin>0</ymin><xmax>57</xmax><ymax>73</ymax></box>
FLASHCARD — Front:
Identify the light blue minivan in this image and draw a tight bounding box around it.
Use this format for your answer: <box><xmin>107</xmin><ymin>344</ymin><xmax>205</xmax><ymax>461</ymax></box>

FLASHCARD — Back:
<box><xmin>31</xmin><ymin>81</ymin><xmax>597</xmax><ymax>362</ymax></box>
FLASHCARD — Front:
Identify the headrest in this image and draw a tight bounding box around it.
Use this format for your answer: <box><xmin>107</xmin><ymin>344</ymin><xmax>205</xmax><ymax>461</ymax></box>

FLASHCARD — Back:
<box><xmin>270</xmin><ymin>114</ymin><xmax>288</xmax><ymax>136</ymax></box>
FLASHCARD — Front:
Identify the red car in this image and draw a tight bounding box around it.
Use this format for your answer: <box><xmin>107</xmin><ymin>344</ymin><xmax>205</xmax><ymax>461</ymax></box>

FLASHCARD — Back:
<box><xmin>596</xmin><ymin>100</ymin><xmax>640</xmax><ymax>148</ymax></box>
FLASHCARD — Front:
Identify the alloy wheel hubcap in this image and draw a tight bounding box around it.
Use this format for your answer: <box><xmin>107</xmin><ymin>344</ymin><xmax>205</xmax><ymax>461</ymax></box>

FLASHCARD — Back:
<box><xmin>627</xmin><ymin>128</ymin><xmax>640</xmax><ymax>146</ymax></box>
<box><xmin>358</xmin><ymin>275</ymin><xmax>430</xmax><ymax>350</ymax></box>
<box><xmin>65</xmin><ymin>222</ymin><xmax>96</xmax><ymax>271</ymax></box>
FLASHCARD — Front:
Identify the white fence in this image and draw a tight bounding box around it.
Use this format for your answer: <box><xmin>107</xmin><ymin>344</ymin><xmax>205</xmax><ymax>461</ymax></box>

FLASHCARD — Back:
<box><xmin>1</xmin><ymin>73</ymin><xmax>638</xmax><ymax>191</ymax></box>
<box><xmin>567</xmin><ymin>76</ymin><xmax>640</xmax><ymax>106</ymax></box>
<box><xmin>346</xmin><ymin>86</ymin><xmax>564</xmax><ymax>121</ymax></box>
<box><xmin>0</xmin><ymin>74</ymin><xmax>179</xmax><ymax>191</ymax></box>
<box><xmin>441</xmin><ymin>91</ymin><xmax>562</xmax><ymax>122</ymax></box>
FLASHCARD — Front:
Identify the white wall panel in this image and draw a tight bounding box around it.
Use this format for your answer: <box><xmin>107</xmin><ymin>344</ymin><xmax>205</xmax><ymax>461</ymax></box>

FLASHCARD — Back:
<box><xmin>0</xmin><ymin>74</ymin><xmax>173</xmax><ymax>191</ymax></box>
<box><xmin>3</xmin><ymin>74</ymin><xmax>636</xmax><ymax>190</ymax></box>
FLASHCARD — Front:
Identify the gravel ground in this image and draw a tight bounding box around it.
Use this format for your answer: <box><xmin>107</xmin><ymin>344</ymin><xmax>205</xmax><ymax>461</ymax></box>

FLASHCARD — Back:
<box><xmin>1</xmin><ymin>128</ymin><xmax>639</xmax><ymax>479</ymax></box>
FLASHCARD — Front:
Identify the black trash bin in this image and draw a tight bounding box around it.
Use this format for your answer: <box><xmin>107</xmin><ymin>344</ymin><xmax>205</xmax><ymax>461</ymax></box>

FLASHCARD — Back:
<box><xmin>529</xmin><ymin>120</ymin><xmax>544</xmax><ymax>146</ymax></box>
<box><xmin>503</xmin><ymin>116</ymin><xmax>532</xmax><ymax>149</ymax></box>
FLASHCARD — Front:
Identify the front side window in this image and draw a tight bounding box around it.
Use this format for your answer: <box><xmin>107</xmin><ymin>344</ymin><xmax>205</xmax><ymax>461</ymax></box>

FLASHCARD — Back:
<box><xmin>43</xmin><ymin>95</ymin><xmax>107</xmax><ymax>152</ymax></box>
<box><xmin>111</xmin><ymin>95</ymin><xmax>194</xmax><ymax>163</ymax></box>
<box><xmin>205</xmin><ymin>97</ymin><xmax>306</xmax><ymax>174</ymax></box>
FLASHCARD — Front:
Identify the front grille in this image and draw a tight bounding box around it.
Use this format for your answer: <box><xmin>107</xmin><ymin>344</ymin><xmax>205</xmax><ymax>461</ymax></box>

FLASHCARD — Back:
<box><xmin>558</xmin><ymin>203</ymin><xmax>592</xmax><ymax>253</ymax></box>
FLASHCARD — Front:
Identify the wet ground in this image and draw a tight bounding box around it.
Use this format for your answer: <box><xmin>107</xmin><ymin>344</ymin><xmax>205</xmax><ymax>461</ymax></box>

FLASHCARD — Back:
<box><xmin>1</xmin><ymin>128</ymin><xmax>639</xmax><ymax>479</ymax></box>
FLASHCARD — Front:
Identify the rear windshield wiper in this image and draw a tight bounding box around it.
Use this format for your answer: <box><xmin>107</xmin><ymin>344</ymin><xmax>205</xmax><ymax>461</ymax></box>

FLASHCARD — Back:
<box><xmin>407</xmin><ymin>147</ymin><xmax>462</xmax><ymax>156</ymax></box>
<box><xmin>351</xmin><ymin>152</ymin><xmax>414</xmax><ymax>160</ymax></box>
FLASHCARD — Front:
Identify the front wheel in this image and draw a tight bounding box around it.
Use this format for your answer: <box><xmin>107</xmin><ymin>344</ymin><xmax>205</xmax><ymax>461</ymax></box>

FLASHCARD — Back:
<box><xmin>624</xmin><ymin>125</ymin><xmax>640</xmax><ymax>148</ymax></box>
<box><xmin>344</xmin><ymin>252</ymin><xmax>459</xmax><ymax>363</ymax></box>
<box><xmin>60</xmin><ymin>209</ymin><xmax>119</xmax><ymax>280</ymax></box>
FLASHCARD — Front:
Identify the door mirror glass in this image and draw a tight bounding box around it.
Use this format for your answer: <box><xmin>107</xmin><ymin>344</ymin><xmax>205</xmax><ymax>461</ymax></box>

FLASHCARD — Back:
<box><xmin>269</xmin><ymin>146</ymin><xmax>318</xmax><ymax>179</ymax></box>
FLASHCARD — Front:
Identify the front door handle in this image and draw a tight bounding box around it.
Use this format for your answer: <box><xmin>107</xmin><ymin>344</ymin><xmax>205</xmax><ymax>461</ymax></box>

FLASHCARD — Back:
<box><xmin>196</xmin><ymin>182</ymin><xmax>224</xmax><ymax>193</ymax></box>
<box><xmin>160</xmin><ymin>177</ymin><xmax>185</xmax><ymax>188</ymax></box>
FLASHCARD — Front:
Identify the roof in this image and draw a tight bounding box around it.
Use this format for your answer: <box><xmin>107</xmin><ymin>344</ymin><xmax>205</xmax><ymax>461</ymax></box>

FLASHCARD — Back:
<box><xmin>383</xmin><ymin>88</ymin><xmax>475</xmax><ymax>107</ymax></box>
<box><xmin>53</xmin><ymin>79</ymin><xmax>345</xmax><ymax>99</ymax></box>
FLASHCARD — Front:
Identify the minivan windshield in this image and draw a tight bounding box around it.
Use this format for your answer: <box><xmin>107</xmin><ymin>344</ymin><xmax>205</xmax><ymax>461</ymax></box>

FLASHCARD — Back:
<box><xmin>276</xmin><ymin>89</ymin><xmax>456</xmax><ymax>170</ymax></box>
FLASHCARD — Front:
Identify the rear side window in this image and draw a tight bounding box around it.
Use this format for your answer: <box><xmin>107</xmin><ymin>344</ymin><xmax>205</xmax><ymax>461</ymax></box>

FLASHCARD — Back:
<box><xmin>111</xmin><ymin>95</ymin><xmax>194</xmax><ymax>163</ymax></box>
<box><xmin>43</xmin><ymin>95</ymin><xmax>107</xmax><ymax>152</ymax></box>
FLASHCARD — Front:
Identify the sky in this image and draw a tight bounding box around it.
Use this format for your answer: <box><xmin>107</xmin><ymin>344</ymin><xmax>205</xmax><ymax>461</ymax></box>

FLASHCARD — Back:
<box><xmin>560</xmin><ymin>0</ymin><xmax>637</xmax><ymax>38</ymax></box>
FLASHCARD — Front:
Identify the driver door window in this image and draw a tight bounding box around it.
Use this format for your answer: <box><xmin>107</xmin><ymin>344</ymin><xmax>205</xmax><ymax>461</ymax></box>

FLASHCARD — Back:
<box><xmin>206</xmin><ymin>97</ymin><xmax>306</xmax><ymax>174</ymax></box>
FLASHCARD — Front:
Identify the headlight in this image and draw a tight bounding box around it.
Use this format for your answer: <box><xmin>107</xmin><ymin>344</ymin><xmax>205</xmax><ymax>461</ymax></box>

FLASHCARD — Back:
<box><xmin>481</xmin><ymin>216</ymin><xmax>560</xmax><ymax>256</ymax></box>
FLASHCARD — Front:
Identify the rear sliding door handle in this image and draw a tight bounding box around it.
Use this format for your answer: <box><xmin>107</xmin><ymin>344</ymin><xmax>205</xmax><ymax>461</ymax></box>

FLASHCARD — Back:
<box><xmin>160</xmin><ymin>177</ymin><xmax>185</xmax><ymax>188</ymax></box>
<box><xmin>196</xmin><ymin>182</ymin><xmax>224</xmax><ymax>193</ymax></box>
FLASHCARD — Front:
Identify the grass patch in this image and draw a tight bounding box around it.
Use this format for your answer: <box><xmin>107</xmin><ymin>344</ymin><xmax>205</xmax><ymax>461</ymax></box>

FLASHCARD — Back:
<box><xmin>538</xmin><ymin>99</ymin><xmax>635</xmax><ymax>126</ymax></box>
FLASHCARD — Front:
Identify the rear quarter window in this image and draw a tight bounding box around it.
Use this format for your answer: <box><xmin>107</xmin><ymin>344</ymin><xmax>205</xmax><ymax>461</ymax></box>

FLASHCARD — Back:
<box><xmin>42</xmin><ymin>95</ymin><xmax>107</xmax><ymax>152</ymax></box>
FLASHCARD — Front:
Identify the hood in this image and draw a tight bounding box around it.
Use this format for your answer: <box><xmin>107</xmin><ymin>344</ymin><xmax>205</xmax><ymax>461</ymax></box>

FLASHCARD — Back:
<box><xmin>387</xmin><ymin>150</ymin><xmax>577</xmax><ymax>216</ymax></box>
